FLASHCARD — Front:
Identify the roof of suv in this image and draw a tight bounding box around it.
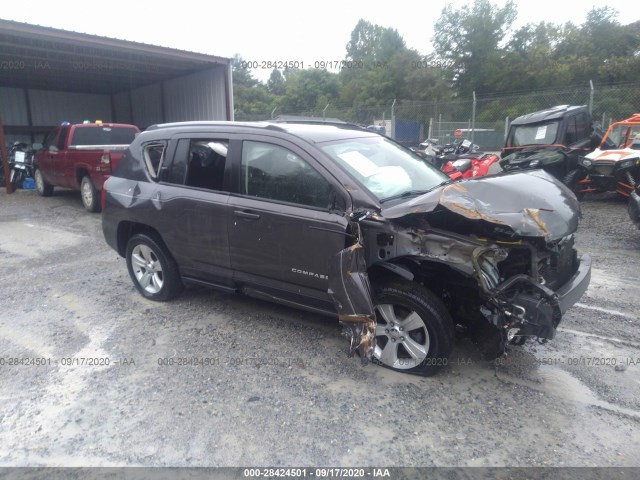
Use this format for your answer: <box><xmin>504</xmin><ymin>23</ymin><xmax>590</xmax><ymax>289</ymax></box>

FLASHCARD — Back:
<box><xmin>511</xmin><ymin>105</ymin><xmax>588</xmax><ymax>126</ymax></box>
<box><xmin>146</xmin><ymin>121</ymin><xmax>376</xmax><ymax>144</ymax></box>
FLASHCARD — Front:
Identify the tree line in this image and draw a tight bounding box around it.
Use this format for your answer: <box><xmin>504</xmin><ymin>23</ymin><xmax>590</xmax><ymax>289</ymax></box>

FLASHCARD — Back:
<box><xmin>232</xmin><ymin>0</ymin><xmax>640</xmax><ymax>121</ymax></box>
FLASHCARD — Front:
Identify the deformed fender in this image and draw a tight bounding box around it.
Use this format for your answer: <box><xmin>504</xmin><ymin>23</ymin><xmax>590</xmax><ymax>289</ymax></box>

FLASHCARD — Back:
<box><xmin>327</xmin><ymin>240</ymin><xmax>377</xmax><ymax>364</ymax></box>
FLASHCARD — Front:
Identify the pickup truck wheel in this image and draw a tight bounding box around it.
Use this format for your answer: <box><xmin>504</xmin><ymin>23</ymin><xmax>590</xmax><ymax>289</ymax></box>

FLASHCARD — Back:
<box><xmin>126</xmin><ymin>233</ymin><xmax>183</xmax><ymax>301</ymax></box>
<box><xmin>80</xmin><ymin>176</ymin><xmax>101</xmax><ymax>212</ymax></box>
<box><xmin>372</xmin><ymin>280</ymin><xmax>454</xmax><ymax>376</ymax></box>
<box><xmin>34</xmin><ymin>168</ymin><xmax>53</xmax><ymax>197</ymax></box>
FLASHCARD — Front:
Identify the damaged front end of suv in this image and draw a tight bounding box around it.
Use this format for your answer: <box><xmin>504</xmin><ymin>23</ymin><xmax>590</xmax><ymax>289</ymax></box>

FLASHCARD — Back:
<box><xmin>330</xmin><ymin>170</ymin><xmax>591</xmax><ymax>366</ymax></box>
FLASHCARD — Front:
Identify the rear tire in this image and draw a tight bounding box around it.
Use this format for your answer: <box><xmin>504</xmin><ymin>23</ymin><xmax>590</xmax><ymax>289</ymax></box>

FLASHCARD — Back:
<box><xmin>80</xmin><ymin>175</ymin><xmax>101</xmax><ymax>212</ymax></box>
<box><xmin>372</xmin><ymin>279</ymin><xmax>454</xmax><ymax>376</ymax></box>
<box><xmin>34</xmin><ymin>168</ymin><xmax>54</xmax><ymax>196</ymax></box>
<box><xmin>125</xmin><ymin>233</ymin><xmax>183</xmax><ymax>301</ymax></box>
<box><xmin>563</xmin><ymin>169</ymin><xmax>586</xmax><ymax>200</ymax></box>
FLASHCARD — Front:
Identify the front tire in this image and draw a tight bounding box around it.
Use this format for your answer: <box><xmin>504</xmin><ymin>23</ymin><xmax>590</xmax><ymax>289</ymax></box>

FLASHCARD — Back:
<box><xmin>80</xmin><ymin>175</ymin><xmax>101</xmax><ymax>212</ymax></box>
<box><xmin>372</xmin><ymin>280</ymin><xmax>454</xmax><ymax>376</ymax></box>
<box><xmin>125</xmin><ymin>233</ymin><xmax>183</xmax><ymax>301</ymax></box>
<box><xmin>34</xmin><ymin>168</ymin><xmax>54</xmax><ymax>196</ymax></box>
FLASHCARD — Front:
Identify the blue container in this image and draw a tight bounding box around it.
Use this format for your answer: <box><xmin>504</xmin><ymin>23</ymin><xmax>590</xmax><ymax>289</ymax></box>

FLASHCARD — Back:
<box><xmin>22</xmin><ymin>177</ymin><xmax>36</xmax><ymax>190</ymax></box>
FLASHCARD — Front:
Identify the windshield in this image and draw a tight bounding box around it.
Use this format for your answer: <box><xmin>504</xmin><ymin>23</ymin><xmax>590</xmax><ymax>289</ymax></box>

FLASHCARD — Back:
<box><xmin>509</xmin><ymin>120</ymin><xmax>560</xmax><ymax>146</ymax></box>
<box><xmin>600</xmin><ymin>123</ymin><xmax>640</xmax><ymax>150</ymax></box>
<box><xmin>319</xmin><ymin>136</ymin><xmax>449</xmax><ymax>201</ymax></box>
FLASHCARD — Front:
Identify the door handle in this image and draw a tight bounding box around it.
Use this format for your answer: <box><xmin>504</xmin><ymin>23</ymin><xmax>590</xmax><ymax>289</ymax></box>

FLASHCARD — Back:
<box><xmin>234</xmin><ymin>210</ymin><xmax>261</xmax><ymax>220</ymax></box>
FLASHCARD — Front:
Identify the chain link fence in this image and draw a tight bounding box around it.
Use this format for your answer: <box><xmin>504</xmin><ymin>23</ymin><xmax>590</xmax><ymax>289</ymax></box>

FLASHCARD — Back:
<box><xmin>235</xmin><ymin>81</ymin><xmax>640</xmax><ymax>150</ymax></box>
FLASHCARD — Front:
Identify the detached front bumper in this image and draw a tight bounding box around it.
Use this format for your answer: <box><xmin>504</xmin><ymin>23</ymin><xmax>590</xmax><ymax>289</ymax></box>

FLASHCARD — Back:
<box><xmin>487</xmin><ymin>253</ymin><xmax>591</xmax><ymax>345</ymax></box>
<box><xmin>629</xmin><ymin>190</ymin><xmax>640</xmax><ymax>229</ymax></box>
<box><xmin>556</xmin><ymin>254</ymin><xmax>592</xmax><ymax>315</ymax></box>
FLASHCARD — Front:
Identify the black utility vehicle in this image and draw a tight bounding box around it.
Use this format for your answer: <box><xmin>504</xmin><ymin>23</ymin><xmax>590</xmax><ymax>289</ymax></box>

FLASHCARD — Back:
<box><xmin>500</xmin><ymin>105</ymin><xmax>602</xmax><ymax>185</ymax></box>
<box><xmin>102</xmin><ymin>122</ymin><xmax>591</xmax><ymax>376</ymax></box>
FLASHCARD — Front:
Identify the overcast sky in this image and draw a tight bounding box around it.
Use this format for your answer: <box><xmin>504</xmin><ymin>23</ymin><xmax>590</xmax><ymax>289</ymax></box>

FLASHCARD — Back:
<box><xmin>5</xmin><ymin>0</ymin><xmax>640</xmax><ymax>81</ymax></box>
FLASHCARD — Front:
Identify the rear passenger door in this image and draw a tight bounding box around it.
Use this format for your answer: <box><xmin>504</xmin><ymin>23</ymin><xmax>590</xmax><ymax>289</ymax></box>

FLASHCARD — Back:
<box><xmin>154</xmin><ymin>135</ymin><xmax>234</xmax><ymax>285</ymax></box>
<box><xmin>227</xmin><ymin>137</ymin><xmax>350</xmax><ymax>295</ymax></box>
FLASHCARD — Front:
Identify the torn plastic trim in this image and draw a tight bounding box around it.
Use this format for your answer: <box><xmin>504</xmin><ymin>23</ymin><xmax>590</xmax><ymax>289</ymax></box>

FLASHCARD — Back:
<box><xmin>327</xmin><ymin>219</ymin><xmax>377</xmax><ymax>364</ymax></box>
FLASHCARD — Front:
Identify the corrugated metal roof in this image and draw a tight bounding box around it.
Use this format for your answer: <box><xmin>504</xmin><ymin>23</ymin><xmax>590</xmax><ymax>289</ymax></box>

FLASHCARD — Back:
<box><xmin>0</xmin><ymin>18</ymin><xmax>231</xmax><ymax>95</ymax></box>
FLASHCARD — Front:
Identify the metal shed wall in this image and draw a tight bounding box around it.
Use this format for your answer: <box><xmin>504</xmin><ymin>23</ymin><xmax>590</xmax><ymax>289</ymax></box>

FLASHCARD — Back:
<box><xmin>163</xmin><ymin>67</ymin><xmax>228</xmax><ymax>122</ymax></box>
<box><xmin>29</xmin><ymin>90</ymin><xmax>111</xmax><ymax>125</ymax></box>
<box><xmin>129</xmin><ymin>83</ymin><xmax>163</xmax><ymax>129</ymax></box>
<box><xmin>111</xmin><ymin>66</ymin><xmax>230</xmax><ymax>129</ymax></box>
<box><xmin>0</xmin><ymin>87</ymin><xmax>29</xmax><ymax>125</ymax></box>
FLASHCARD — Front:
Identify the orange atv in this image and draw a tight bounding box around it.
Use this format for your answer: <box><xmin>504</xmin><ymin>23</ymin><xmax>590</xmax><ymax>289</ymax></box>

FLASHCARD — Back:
<box><xmin>567</xmin><ymin>114</ymin><xmax>640</xmax><ymax>199</ymax></box>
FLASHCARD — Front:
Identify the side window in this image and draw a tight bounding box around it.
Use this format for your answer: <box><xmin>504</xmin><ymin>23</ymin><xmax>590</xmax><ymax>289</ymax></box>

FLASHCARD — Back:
<box><xmin>42</xmin><ymin>129</ymin><xmax>57</xmax><ymax>151</ymax></box>
<box><xmin>241</xmin><ymin>141</ymin><xmax>332</xmax><ymax>209</ymax></box>
<box><xmin>575</xmin><ymin>113</ymin><xmax>591</xmax><ymax>141</ymax></box>
<box><xmin>143</xmin><ymin>142</ymin><xmax>166</xmax><ymax>180</ymax></box>
<box><xmin>57</xmin><ymin>127</ymin><xmax>69</xmax><ymax>150</ymax></box>
<box><xmin>565</xmin><ymin>113</ymin><xmax>590</xmax><ymax>145</ymax></box>
<box><xmin>565</xmin><ymin>116</ymin><xmax>578</xmax><ymax>145</ymax></box>
<box><xmin>166</xmin><ymin>139</ymin><xmax>229</xmax><ymax>190</ymax></box>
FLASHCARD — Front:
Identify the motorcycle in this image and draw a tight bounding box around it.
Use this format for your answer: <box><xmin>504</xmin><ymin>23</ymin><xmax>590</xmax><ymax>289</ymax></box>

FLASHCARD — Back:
<box><xmin>414</xmin><ymin>138</ymin><xmax>445</xmax><ymax>167</ymax></box>
<box><xmin>8</xmin><ymin>142</ymin><xmax>35</xmax><ymax>190</ymax></box>
<box><xmin>420</xmin><ymin>138</ymin><xmax>500</xmax><ymax>180</ymax></box>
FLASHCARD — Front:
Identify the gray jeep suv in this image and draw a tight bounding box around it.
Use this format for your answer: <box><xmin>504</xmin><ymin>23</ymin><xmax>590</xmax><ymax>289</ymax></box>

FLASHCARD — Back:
<box><xmin>102</xmin><ymin>121</ymin><xmax>591</xmax><ymax>376</ymax></box>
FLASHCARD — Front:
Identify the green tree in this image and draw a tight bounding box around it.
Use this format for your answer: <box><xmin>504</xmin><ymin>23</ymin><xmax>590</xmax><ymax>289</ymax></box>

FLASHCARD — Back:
<box><xmin>278</xmin><ymin>69</ymin><xmax>340</xmax><ymax>114</ymax></box>
<box><xmin>231</xmin><ymin>55</ymin><xmax>275</xmax><ymax>119</ymax></box>
<box><xmin>340</xmin><ymin>19</ymin><xmax>451</xmax><ymax>107</ymax></box>
<box><xmin>432</xmin><ymin>0</ymin><xmax>517</xmax><ymax>95</ymax></box>
<box><xmin>267</xmin><ymin>69</ymin><xmax>286</xmax><ymax>96</ymax></box>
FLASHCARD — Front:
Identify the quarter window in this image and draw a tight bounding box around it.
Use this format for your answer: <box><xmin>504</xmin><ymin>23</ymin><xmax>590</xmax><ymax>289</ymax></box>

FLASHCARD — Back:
<box><xmin>241</xmin><ymin>141</ymin><xmax>332</xmax><ymax>209</ymax></box>
<box><xmin>143</xmin><ymin>143</ymin><xmax>166</xmax><ymax>179</ymax></box>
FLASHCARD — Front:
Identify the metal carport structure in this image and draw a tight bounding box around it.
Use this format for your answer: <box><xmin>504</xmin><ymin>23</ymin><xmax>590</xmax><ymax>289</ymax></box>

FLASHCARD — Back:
<box><xmin>0</xmin><ymin>18</ymin><xmax>234</xmax><ymax>145</ymax></box>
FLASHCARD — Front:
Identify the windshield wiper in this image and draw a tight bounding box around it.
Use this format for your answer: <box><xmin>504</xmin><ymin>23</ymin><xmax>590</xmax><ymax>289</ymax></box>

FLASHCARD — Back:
<box><xmin>380</xmin><ymin>181</ymin><xmax>451</xmax><ymax>204</ymax></box>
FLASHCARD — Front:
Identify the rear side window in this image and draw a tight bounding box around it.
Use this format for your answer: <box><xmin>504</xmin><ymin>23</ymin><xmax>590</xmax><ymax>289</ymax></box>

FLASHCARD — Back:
<box><xmin>166</xmin><ymin>138</ymin><xmax>229</xmax><ymax>191</ymax></box>
<box><xmin>240</xmin><ymin>140</ymin><xmax>332</xmax><ymax>209</ymax></box>
<box><xmin>143</xmin><ymin>143</ymin><xmax>166</xmax><ymax>179</ymax></box>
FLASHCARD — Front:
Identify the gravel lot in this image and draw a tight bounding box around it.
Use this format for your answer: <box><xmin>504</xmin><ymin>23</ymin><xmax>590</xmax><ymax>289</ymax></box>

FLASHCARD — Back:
<box><xmin>0</xmin><ymin>185</ymin><xmax>639</xmax><ymax>468</ymax></box>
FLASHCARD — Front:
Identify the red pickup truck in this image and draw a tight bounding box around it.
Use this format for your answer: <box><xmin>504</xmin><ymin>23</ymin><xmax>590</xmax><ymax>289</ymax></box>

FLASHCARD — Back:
<box><xmin>33</xmin><ymin>122</ymin><xmax>140</xmax><ymax>212</ymax></box>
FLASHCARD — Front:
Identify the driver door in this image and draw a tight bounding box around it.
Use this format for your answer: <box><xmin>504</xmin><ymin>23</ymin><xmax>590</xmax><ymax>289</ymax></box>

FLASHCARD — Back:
<box><xmin>227</xmin><ymin>137</ymin><xmax>350</xmax><ymax>298</ymax></box>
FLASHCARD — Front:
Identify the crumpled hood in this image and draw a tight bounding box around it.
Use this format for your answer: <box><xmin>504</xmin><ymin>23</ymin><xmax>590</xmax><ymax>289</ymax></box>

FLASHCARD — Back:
<box><xmin>382</xmin><ymin>170</ymin><xmax>580</xmax><ymax>241</ymax></box>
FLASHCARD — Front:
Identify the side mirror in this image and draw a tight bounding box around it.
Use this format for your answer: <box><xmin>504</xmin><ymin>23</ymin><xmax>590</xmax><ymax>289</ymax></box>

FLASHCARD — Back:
<box><xmin>48</xmin><ymin>145</ymin><xmax>58</xmax><ymax>153</ymax></box>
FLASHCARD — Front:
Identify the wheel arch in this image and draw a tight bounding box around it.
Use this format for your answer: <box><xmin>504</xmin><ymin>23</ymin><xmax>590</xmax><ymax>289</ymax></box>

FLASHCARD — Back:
<box><xmin>368</xmin><ymin>256</ymin><xmax>473</xmax><ymax>294</ymax></box>
<box><xmin>116</xmin><ymin>221</ymin><xmax>164</xmax><ymax>257</ymax></box>
<box><xmin>75</xmin><ymin>166</ymin><xmax>92</xmax><ymax>188</ymax></box>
